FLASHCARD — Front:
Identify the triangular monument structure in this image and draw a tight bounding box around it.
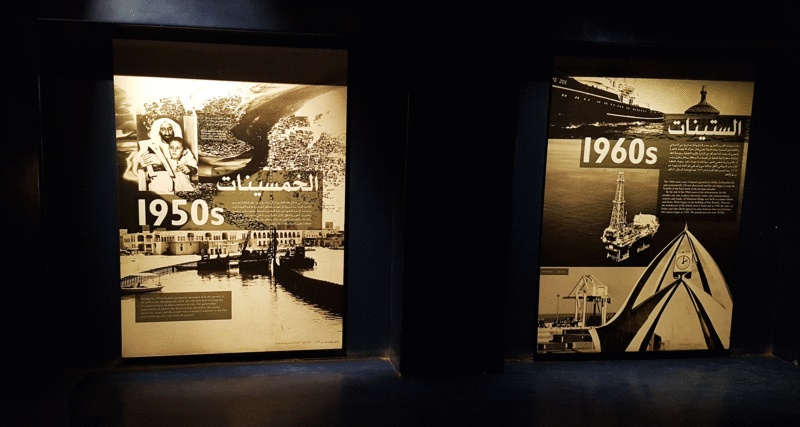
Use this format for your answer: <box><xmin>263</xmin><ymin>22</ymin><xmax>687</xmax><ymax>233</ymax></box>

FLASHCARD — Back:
<box><xmin>590</xmin><ymin>225</ymin><xmax>733</xmax><ymax>352</ymax></box>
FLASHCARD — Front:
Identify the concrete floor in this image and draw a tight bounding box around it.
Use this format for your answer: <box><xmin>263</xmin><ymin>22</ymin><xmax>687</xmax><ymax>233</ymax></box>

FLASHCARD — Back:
<box><xmin>5</xmin><ymin>355</ymin><xmax>799</xmax><ymax>426</ymax></box>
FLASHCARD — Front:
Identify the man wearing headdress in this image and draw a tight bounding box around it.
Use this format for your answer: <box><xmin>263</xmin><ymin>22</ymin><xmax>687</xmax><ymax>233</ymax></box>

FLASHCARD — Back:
<box><xmin>135</xmin><ymin>118</ymin><xmax>196</xmax><ymax>193</ymax></box>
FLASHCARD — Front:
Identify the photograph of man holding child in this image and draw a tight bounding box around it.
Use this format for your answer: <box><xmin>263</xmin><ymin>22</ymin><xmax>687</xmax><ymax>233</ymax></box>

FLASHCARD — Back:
<box><xmin>135</xmin><ymin>117</ymin><xmax>198</xmax><ymax>194</ymax></box>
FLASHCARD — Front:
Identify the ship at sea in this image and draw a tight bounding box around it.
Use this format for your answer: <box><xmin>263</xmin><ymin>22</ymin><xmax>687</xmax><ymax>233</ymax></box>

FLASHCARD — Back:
<box><xmin>550</xmin><ymin>76</ymin><xmax>665</xmax><ymax>125</ymax></box>
<box><xmin>601</xmin><ymin>171</ymin><xmax>659</xmax><ymax>262</ymax></box>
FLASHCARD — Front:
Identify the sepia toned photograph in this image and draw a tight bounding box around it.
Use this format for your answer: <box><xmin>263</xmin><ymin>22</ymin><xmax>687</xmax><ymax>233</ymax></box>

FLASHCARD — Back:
<box><xmin>537</xmin><ymin>67</ymin><xmax>754</xmax><ymax>354</ymax></box>
<box><xmin>538</xmin><ymin>226</ymin><xmax>733</xmax><ymax>353</ymax></box>
<box><xmin>116</xmin><ymin>74</ymin><xmax>347</xmax><ymax>358</ymax></box>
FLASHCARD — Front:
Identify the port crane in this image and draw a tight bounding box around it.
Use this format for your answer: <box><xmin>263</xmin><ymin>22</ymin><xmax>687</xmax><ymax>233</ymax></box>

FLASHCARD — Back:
<box><xmin>563</xmin><ymin>275</ymin><xmax>612</xmax><ymax>327</ymax></box>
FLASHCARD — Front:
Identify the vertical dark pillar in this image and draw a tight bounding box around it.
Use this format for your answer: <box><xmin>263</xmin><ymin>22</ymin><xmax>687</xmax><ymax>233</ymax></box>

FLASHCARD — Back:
<box><xmin>37</xmin><ymin>23</ymin><xmax>122</xmax><ymax>366</ymax></box>
<box><xmin>394</xmin><ymin>43</ymin><xmax>517</xmax><ymax>375</ymax></box>
<box><xmin>6</xmin><ymin>7</ymin><xmax>61</xmax><ymax>394</ymax></box>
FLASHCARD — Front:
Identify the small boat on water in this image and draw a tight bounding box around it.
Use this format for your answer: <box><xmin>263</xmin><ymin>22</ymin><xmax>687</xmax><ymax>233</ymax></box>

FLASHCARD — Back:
<box><xmin>121</xmin><ymin>272</ymin><xmax>164</xmax><ymax>295</ymax></box>
<box><xmin>278</xmin><ymin>246</ymin><xmax>316</xmax><ymax>270</ymax></box>
<box><xmin>238</xmin><ymin>248</ymin><xmax>274</xmax><ymax>271</ymax></box>
<box><xmin>121</xmin><ymin>285</ymin><xmax>164</xmax><ymax>295</ymax></box>
<box><xmin>197</xmin><ymin>253</ymin><xmax>230</xmax><ymax>271</ymax></box>
<box><xmin>237</xmin><ymin>226</ymin><xmax>277</xmax><ymax>272</ymax></box>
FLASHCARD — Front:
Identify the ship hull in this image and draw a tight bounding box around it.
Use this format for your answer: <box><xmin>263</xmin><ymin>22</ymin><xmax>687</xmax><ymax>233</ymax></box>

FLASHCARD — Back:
<box><xmin>237</xmin><ymin>249</ymin><xmax>274</xmax><ymax>272</ymax></box>
<box><xmin>197</xmin><ymin>255</ymin><xmax>229</xmax><ymax>271</ymax></box>
<box><xmin>550</xmin><ymin>76</ymin><xmax>664</xmax><ymax>124</ymax></box>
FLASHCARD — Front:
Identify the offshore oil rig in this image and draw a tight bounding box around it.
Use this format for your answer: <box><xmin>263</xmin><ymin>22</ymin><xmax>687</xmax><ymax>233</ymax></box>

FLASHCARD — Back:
<box><xmin>601</xmin><ymin>171</ymin><xmax>659</xmax><ymax>261</ymax></box>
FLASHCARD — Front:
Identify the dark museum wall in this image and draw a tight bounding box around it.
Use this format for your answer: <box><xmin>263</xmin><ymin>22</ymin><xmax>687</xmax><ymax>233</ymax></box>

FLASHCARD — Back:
<box><xmin>7</xmin><ymin>1</ymin><xmax>799</xmax><ymax>392</ymax></box>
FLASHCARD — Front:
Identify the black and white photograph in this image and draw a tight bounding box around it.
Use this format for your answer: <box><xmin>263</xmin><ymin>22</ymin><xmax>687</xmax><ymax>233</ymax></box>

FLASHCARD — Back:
<box><xmin>548</xmin><ymin>76</ymin><xmax>753</xmax><ymax>142</ymax></box>
<box><xmin>538</xmin><ymin>225</ymin><xmax>733</xmax><ymax>353</ymax></box>
<box><xmin>116</xmin><ymin>75</ymin><xmax>347</xmax><ymax>358</ymax></box>
<box><xmin>537</xmin><ymin>68</ymin><xmax>754</xmax><ymax>354</ymax></box>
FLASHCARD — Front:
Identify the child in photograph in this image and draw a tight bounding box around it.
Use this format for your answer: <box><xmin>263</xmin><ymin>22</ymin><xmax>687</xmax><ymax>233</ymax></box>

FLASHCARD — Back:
<box><xmin>135</xmin><ymin>118</ymin><xmax>183</xmax><ymax>194</ymax></box>
<box><xmin>167</xmin><ymin>137</ymin><xmax>198</xmax><ymax>192</ymax></box>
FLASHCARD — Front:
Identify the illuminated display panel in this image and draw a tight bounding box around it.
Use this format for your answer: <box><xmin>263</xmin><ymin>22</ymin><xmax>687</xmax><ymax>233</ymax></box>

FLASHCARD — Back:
<box><xmin>537</xmin><ymin>58</ymin><xmax>754</xmax><ymax>355</ymax></box>
<box><xmin>115</xmin><ymin>40</ymin><xmax>347</xmax><ymax>358</ymax></box>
